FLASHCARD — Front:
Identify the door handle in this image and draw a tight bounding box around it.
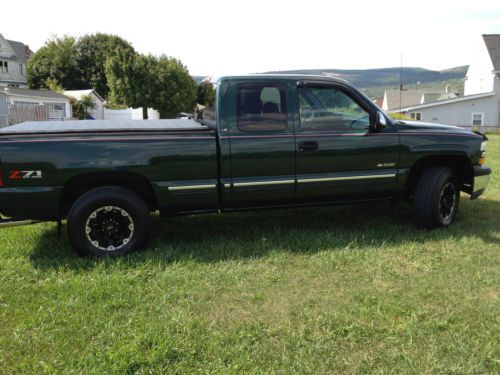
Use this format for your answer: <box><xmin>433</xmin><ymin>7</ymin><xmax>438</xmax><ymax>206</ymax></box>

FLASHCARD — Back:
<box><xmin>298</xmin><ymin>141</ymin><xmax>319</xmax><ymax>152</ymax></box>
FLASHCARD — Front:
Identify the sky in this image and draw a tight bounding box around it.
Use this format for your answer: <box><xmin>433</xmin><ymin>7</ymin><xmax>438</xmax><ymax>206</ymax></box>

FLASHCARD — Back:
<box><xmin>3</xmin><ymin>0</ymin><xmax>500</xmax><ymax>77</ymax></box>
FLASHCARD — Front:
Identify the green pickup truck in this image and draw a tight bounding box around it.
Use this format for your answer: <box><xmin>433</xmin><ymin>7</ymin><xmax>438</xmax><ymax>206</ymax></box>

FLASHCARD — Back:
<box><xmin>0</xmin><ymin>75</ymin><xmax>492</xmax><ymax>256</ymax></box>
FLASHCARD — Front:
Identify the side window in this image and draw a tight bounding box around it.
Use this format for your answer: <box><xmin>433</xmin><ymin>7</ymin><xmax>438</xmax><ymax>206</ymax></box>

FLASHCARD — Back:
<box><xmin>299</xmin><ymin>86</ymin><xmax>370</xmax><ymax>131</ymax></box>
<box><xmin>237</xmin><ymin>83</ymin><xmax>287</xmax><ymax>132</ymax></box>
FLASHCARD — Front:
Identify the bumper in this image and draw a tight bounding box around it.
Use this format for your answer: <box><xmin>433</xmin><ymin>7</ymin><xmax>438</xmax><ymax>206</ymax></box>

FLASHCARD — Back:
<box><xmin>470</xmin><ymin>165</ymin><xmax>491</xmax><ymax>200</ymax></box>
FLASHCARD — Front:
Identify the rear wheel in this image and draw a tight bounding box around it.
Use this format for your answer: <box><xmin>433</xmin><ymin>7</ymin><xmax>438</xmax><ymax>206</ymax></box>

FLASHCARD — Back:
<box><xmin>67</xmin><ymin>186</ymin><xmax>151</xmax><ymax>257</ymax></box>
<box><xmin>414</xmin><ymin>167</ymin><xmax>460</xmax><ymax>229</ymax></box>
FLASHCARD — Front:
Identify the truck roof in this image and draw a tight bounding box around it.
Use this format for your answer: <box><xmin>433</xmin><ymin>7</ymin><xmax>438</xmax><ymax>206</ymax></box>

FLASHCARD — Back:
<box><xmin>217</xmin><ymin>74</ymin><xmax>352</xmax><ymax>85</ymax></box>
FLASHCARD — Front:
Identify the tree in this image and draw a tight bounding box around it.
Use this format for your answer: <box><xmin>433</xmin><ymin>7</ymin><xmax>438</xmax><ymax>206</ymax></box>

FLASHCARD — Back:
<box><xmin>197</xmin><ymin>81</ymin><xmax>216</xmax><ymax>107</ymax></box>
<box><xmin>153</xmin><ymin>56</ymin><xmax>197</xmax><ymax>118</ymax></box>
<box><xmin>73</xmin><ymin>33</ymin><xmax>135</xmax><ymax>98</ymax></box>
<box><xmin>69</xmin><ymin>94</ymin><xmax>97</xmax><ymax>120</ymax></box>
<box><xmin>106</xmin><ymin>52</ymin><xmax>156</xmax><ymax>119</ymax></box>
<box><xmin>27</xmin><ymin>33</ymin><xmax>135</xmax><ymax>98</ymax></box>
<box><xmin>27</xmin><ymin>36</ymin><xmax>79</xmax><ymax>90</ymax></box>
<box><xmin>106</xmin><ymin>54</ymin><xmax>197</xmax><ymax>119</ymax></box>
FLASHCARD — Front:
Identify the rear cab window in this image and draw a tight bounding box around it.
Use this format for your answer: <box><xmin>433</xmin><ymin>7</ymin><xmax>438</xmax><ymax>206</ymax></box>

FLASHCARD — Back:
<box><xmin>236</xmin><ymin>83</ymin><xmax>288</xmax><ymax>132</ymax></box>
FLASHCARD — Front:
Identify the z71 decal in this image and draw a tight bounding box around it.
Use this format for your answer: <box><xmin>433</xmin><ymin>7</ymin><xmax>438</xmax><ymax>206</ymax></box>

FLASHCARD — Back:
<box><xmin>8</xmin><ymin>170</ymin><xmax>43</xmax><ymax>179</ymax></box>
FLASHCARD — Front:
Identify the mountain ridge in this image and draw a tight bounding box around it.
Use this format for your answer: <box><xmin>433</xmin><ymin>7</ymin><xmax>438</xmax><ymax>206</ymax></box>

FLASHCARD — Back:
<box><xmin>263</xmin><ymin>66</ymin><xmax>468</xmax><ymax>88</ymax></box>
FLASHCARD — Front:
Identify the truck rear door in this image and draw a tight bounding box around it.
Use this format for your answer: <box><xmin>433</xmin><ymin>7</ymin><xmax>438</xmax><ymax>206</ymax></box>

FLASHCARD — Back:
<box><xmin>221</xmin><ymin>80</ymin><xmax>296</xmax><ymax>208</ymax></box>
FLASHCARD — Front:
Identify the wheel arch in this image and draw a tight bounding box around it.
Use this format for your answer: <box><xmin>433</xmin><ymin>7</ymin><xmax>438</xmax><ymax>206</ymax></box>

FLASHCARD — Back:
<box><xmin>404</xmin><ymin>154</ymin><xmax>474</xmax><ymax>198</ymax></box>
<box><xmin>59</xmin><ymin>171</ymin><xmax>159</xmax><ymax>217</ymax></box>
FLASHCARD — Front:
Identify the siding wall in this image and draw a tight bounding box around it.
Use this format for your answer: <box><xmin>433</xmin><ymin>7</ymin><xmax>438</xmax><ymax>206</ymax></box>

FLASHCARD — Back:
<box><xmin>406</xmin><ymin>94</ymin><xmax>500</xmax><ymax>128</ymax></box>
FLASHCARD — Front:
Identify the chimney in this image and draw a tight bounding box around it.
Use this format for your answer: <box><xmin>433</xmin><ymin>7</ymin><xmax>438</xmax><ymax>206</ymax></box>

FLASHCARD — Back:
<box><xmin>24</xmin><ymin>45</ymin><xmax>31</xmax><ymax>59</ymax></box>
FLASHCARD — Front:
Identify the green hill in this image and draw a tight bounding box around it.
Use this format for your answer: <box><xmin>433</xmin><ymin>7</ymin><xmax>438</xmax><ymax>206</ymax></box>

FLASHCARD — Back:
<box><xmin>192</xmin><ymin>66</ymin><xmax>468</xmax><ymax>100</ymax></box>
<box><xmin>264</xmin><ymin>66</ymin><xmax>468</xmax><ymax>89</ymax></box>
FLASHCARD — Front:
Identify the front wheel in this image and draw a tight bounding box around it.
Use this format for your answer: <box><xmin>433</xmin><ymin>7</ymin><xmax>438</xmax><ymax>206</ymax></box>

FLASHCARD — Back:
<box><xmin>67</xmin><ymin>187</ymin><xmax>152</xmax><ymax>257</ymax></box>
<box><xmin>414</xmin><ymin>167</ymin><xmax>460</xmax><ymax>229</ymax></box>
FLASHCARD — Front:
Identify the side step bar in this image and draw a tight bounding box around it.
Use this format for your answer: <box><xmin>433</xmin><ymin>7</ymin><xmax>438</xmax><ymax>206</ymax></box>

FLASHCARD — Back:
<box><xmin>0</xmin><ymin>219</ymin><xmax>42</xmax><ymax>228</ymax></box>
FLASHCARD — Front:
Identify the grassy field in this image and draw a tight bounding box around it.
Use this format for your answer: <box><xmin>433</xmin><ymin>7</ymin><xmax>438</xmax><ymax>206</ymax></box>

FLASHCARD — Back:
<box><xmin>1</xmin><ymin>136</ymin><xmax>499</xmax><ymax>374</ymax></box>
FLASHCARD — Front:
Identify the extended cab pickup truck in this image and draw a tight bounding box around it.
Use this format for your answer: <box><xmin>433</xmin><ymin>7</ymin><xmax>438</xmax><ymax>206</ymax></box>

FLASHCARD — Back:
<box><xmin>0</xmin><ymin>75</ymin><xmax>492</xmax><ymax>256</ymax></box>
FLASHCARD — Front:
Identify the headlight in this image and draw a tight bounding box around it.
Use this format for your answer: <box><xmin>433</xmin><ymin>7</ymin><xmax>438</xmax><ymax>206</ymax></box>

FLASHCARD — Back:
<box><xmin>479</xmin><ymin>141</ymin><xmax>487</xmax><ymax>165</ymax></box>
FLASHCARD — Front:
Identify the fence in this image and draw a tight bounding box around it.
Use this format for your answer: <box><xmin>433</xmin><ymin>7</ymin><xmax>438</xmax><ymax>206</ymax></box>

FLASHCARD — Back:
<box><xmin>8</xmin><ymin>103</ymin><xmax>49</xmax><ymax>125</ymax></box>
<box><xmin>0</xmin><ymin>92</ymin><xmax>7</xmax><ymax>128</ymax></box>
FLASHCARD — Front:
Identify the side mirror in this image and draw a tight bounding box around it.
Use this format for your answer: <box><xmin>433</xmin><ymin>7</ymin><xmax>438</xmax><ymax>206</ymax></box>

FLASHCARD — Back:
<box><xmin>372</xmin><ymin>111</ymin><xmax>387</xmax><ymax>130</ymax></box>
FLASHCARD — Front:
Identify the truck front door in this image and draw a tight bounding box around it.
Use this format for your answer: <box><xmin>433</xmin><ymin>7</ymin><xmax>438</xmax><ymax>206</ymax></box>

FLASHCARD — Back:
<box><xmin>294</xmin><ymin>82</ymin><xmax>400</xmax><ymax>203</ymax></box>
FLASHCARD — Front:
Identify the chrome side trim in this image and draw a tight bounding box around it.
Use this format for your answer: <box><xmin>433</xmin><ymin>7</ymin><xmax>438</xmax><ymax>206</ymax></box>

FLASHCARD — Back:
<box><xmin>168</xmin><ymin>184</ymin><xmax>216</xmax><ymax>191</ymax></box>
<box><xmin>233</xmin><ymin>179</ymin><xmax>295</xmax><ymax>187</ymax></box>
<box><xmin>297</xmin><ymin>174</ymin><xmax>396</xmax><ymax>183</ymax></box>
<box><xmin>0</xmin><ymin>219</ymin><xmax>41</xmax><ymax>228</ymax></box>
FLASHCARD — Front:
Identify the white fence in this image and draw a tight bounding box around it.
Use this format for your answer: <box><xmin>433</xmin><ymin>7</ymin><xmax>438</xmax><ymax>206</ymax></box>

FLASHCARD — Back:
<box><xmin>104</xmin><ymin>108</ymin><xmax>160</xmax><ymax>121</ymax></box>
<box><xmin>0</xmin><ymin>92</ymin><xmax>7</xmax><ymax>128</ymax></box>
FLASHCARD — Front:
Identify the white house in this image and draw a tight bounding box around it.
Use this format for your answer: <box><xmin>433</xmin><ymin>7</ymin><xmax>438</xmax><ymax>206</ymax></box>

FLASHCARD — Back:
<box><xmin>0</xmin><ymin>34</ymin><xmax>33</xmax><ymax>88</ymax></box>
<box><xmin>390</xmin><ymin>34</ymin><xmax>500</xmax><ymax>129</ymax></box>
<box><xmin>64</xmin><ymin>89</ymin><xmax>105</xmax><ymax>120</ymax></box>
<box><xmin>3</xmin><ymin>87</ymin><xmax>72</xmax><ymax>124</ymax></box>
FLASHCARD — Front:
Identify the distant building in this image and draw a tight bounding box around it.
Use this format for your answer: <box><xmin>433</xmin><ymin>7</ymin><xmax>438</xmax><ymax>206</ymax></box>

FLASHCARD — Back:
<box><xmin>3</xmin><ymin>87</ymin><xmax>71</xmax><ymax>125</ymax></box>
<box><xmin>64</xmin><ymin>89</ymin><xmax>105</xmax><ymax>120</ymax></box>
<box><xmin>389</xmin><ymin>34</ymin><xmax>500</xmax><ymax>129</ymax></box>
<box><xmin>381</xmin><ymin>87</ymin><xmax>460</xmax><ymax>113</ymax></box>
<box><xmin>0</xmin><ymin>34</ymin><xmax>33</xmax><ymax>88</ymax></box>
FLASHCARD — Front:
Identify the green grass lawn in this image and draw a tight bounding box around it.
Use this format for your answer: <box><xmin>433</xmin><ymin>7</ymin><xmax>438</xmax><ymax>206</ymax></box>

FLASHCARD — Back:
<box><xmin>1</xmin><ymin>136</ymin><xmax>499</xmax><ymax>374</ymax></box>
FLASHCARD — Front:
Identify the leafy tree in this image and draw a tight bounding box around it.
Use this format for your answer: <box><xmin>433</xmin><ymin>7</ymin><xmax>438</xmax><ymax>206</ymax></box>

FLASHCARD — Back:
<box><xmin>197</xmin><ymin>81</ymin><xmax>216</xmax><ymax>107</ymax></box>
<box><xmin>27</xmin><ymin>36</ymin><xmax>79</xmax><ymax>90</ymax></box>
<box><xmin>69</xmin><ymin>94</ymin><xmax>96</xmax><ymax>120</ymax></box>
<box><xmin>27</xmin><ymin>33</ymin><xmax>135</xmax><ymax>98</ymax></box>
<box><xmin>107</xmin><ymin>54</ymin><xmax>196</xmax><ymax>119</ymax></box>
<box><xmin>153</xmin><ymin>56</ymin><xmax>197</xmax><ymax>118</ymax></box>
<box><xmin>45</xmin><ymin>78</ymin><xmax>64</xmax><ymax>93</ymax></box>
<box><xmin>73</xmin><ymin>33</ymin><xmax>135</xmax><ymax>98</ymax></box>
<box><xmin>106</xmin><ymin>52</ymin><xmax>156</xmax><ymax>119</ymax></box>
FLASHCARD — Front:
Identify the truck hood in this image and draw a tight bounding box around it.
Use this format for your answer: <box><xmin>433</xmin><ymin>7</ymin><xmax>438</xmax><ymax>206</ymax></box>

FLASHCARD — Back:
<box><xmin>395</xmin><ymin>120</ymin><xmax>486</xmax><ymax>140</ymax></box>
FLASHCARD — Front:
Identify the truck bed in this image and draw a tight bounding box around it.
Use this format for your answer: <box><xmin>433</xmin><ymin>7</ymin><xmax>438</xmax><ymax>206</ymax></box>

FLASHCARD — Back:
<box><xmin>0</xmin><ymin>119</ymin><xmax>211</xmax><ymax>135</ymax></box>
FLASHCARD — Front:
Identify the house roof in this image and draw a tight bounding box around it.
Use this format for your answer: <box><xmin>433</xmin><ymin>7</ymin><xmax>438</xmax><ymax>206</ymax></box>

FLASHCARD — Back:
<box><xmin>421</xmin><ymin>93</ymin><xmax>441</xmax><ymax>104</ymax></box>
<box><xmin>483</xmin><ymin>34</ymin><xmax>500</xmax><ymax>71</ymax></box>
<box><xmin>64</xmin><ymin>89</ymin><xmax>105</xmax><ymax>102</ymax></box>
<box><xmin>384</xmin><ymin>89</ymin><xmax>436</xmax><ymax>110</ymax></box>
<box><xmin>5</xmin><ymin>39</ymin><xmax>33</xmax><ymax>63</ymax></box>
<box><xmin>387</xmin><ymin>91</ymin><xmax>495</xmax><ymax>112</ymax></box>
<box><xmin>4</xmin><ymin>87</ymin><xmax>68</xmax><ymax>100</ymax></box>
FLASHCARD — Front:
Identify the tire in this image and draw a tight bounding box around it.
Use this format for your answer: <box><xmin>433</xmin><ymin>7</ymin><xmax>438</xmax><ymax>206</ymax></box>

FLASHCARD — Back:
<box><xmin>414</xmin><ymin>167</ymin><xmax>460</xmax><ymax>229</ymax></box>
<box><xmin>67</xmin><ymin>186</ymin><xmax>152</xmax><ymax>257</ymax></box>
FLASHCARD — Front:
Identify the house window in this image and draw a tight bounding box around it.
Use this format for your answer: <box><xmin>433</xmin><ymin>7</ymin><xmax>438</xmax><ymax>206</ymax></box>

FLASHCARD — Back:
<box><xmin>410</xmin><ymin>112</ymin><xmax>422</xmax><ymax>121</ymax></box>
<box><xmin>472</xmin><ymin>113</ymin><xmax>484</xmax><ymax>126</ymax></box>
<box><xmin>19</xmin><ymin>64</ymin><xmax>23</xmax><ymax>75</ymax></box>
<box><xmin>0</xmin><ymin>61</ymin><xmax>8</xmax><ymax>73</ymax></box>
<box><xmin>46</xmin><ymin>103</ymin><xmax>66</xmax><ymax>121</ymax></box>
